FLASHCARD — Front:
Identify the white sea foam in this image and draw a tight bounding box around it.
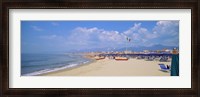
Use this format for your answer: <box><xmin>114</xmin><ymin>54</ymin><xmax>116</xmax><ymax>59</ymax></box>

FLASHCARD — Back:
<box><xmin>22</xmin><ymin>61</ymin><xmax>90</xmax><ymax>76</ymax></box>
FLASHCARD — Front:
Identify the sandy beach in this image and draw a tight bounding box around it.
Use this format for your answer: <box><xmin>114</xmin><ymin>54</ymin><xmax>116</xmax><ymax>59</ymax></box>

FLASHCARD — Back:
<box><xmin>41</xmin><ymin>58</ymin><xmax>171</xmax><ymax>76</ymax></box>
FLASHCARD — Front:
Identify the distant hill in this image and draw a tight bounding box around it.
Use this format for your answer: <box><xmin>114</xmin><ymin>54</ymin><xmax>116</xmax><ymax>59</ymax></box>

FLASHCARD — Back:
<box><xmin>117</xmin><ymin>44</ymin><xmax>178</xmax><ymax>52</ymax></box>
<box><xmin>68</xmin><ymin>44</ymin><xmax>179</xmax><ymax>53</ymax></box>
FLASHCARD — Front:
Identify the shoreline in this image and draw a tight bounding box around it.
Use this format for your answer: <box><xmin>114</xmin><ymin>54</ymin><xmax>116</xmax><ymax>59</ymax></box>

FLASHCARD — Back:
<box><xmin>38</xmin><ymin>59</ymin><xmax>96</xmax><ymax>76</ymax></box>
<box><xmin>22</xmin><ymin>53</ymin><xmax>95</xmax><ymax>76</ymax></box>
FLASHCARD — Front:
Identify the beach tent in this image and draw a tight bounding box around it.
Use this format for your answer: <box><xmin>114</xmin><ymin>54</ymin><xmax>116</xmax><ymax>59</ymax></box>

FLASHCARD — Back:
<box><xmin>170</xmin><ymin>54</ymin><xmax>179</xmax><ymax>76</ymax></box>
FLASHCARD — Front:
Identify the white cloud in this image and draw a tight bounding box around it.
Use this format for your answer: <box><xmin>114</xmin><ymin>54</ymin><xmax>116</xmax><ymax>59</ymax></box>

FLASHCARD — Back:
<box><xmin>40</xmin><ymin>35</ymin><xmax>57</xmax><ymax>40</ymax></box>
<box><xmin>39</xmin><ymin>35</ymin><xmax>65</xmax><ymax>41</ymax></box>
<box><xmin>38</xmin><ymin>21</ymin><xmax>179</xmax><ymax>50</ymax></box>
<box><xmin>31</xmin><ymin>26</ymin><xmax>43</xmax><ymax>31</ymax></box>
<box><xmin>124</xmin><ymin>21</ymin><xmax>178</xmax><ymax>46</ymax></box>
<box><xmin>66</xmin><ymin>21</ymin><xmax>179</xmax><ymax>48</ymax></box>
<box><xmin>66</xmin><ymin>27</ymin><xmax>127</xmax><ymax>49</ymax></box>
<box><xmin>122</xmin><ymin>23</ymin><xmax>158</xmax><ymax>46</ymax></box>
<box><xmin>99</xmin><ymin>30</ymin><xmax>125</xmax><ymax>42</ymax></box>
<box><xmin>153</xmin><ymin>21</ymin><xmax>179</xmax><ymax>36</ymax></box>
<box><xmin>70</xmin><ymin>27</ymin><xmax>124</xmax><ymax>42</ymax></box>
<box><xmin>124</xmin><ymin>23</ymin><xmax>141</xmax><ymax>35</ymax></box>
<box><xmin>151</xmin><ymin>21</ymin><xmax>179</xmax><ymax>45</ymax></box>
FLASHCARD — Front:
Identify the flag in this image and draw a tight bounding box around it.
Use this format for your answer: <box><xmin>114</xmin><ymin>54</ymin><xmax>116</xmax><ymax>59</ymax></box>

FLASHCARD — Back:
<box><xmin>126</xmin><ymin>37</ymin><xmax>131</xmax><ymax>42</ymax></box>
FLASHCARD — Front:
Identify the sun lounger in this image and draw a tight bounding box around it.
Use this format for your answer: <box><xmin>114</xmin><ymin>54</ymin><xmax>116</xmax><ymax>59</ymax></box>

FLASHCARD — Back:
<box><xmin>159</xmin><ymin>64</ymin><xmax>170</xmax><ymax>71</ymax></box>
<box><xmin>137</xmin><ymin>56</ymin><xmax>144</xmax><ymax>59</ymax></box>
<box><xmin>159</xmin><ymin>57</ymin><xmax>169</xmax><ymax>62</ymax></box>
<box><xmin>154</xmin><ymin>57</ymin><xmax>161</xmax><ymax>61</ymax></box>
<box><xmin>145</xmin><ymin>57</ymin><xmax>154</xmax><ymax>61</ymax></box>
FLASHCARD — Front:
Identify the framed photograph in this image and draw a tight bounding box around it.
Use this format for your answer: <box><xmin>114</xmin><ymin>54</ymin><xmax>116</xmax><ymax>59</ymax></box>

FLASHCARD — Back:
<box><xmin>1</xmin><ymin>0</ymin><xmax>199</xmax><ymax>96</ymax></box>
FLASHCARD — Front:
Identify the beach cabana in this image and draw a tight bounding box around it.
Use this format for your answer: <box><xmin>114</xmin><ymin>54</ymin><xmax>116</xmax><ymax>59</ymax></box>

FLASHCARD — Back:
<box><xmin>170</xmin><ymin>54</ymin><xmax>179</xmax><ymax>76</ymax></box>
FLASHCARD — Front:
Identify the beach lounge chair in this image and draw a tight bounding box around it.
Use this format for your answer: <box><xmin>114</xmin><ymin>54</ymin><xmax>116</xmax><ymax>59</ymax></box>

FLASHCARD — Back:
<box><xmin>146</xmin><ymin>56</ymin><xmax>154</xmax><ymax>61</ymax></box>
<box><xmin>159</xmin><ymin>57</ymin><xmax>169</xmax><ymax>62</ymax></box>
<box><xmin>154</xmin><ymin>57</ymin><xmax>161</xmax><ymax>61</ymax></box>
<box><xmin>137</xmin><ymin>56</ymin><xmax>142</xmax><ymax>59</ymax></box>
<box><xmin>159</xmin><ymin>64</ymin><xmax>170</xmax><ymax>72</ymax></box>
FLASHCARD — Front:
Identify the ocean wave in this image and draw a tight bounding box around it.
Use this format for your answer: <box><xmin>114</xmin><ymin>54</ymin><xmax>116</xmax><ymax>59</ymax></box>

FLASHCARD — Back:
<box><xmin>22</xmin><ymin>61</ymin><xmax>90</xmax><ymax>76</ymax></box>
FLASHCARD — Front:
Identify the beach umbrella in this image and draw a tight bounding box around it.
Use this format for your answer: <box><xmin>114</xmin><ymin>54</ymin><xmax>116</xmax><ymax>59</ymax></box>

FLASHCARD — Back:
<box><xmin>170</xmin><ymin>54</ymin><xmax>179</xmax><ymax>76</ymax></box>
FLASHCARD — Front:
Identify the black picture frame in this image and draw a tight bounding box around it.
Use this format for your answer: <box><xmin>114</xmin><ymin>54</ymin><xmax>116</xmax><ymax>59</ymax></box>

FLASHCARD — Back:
<box><xmin>1</xmin><ymin>0</ymin><xmax>199</xmax><ymax>97</ymax></box>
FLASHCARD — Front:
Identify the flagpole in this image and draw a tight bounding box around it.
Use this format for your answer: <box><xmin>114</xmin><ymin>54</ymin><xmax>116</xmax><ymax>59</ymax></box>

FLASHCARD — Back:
<box><xmin>126</xmin><ymin>40</ymin><xmax>127</xmax><ymax>53</ymax></box>
<box><xmin>126</xmin><ymin>37</ymin><xmax>131</xmax><ymax>55</ymax></box>
<box><xmin>126</xmin><ymin>37</ymin><xmax>127</xmax><ymax>54</ymax></box>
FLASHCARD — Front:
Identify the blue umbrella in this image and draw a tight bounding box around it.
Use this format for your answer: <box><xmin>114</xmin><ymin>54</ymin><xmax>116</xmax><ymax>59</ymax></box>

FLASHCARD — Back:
<box><xmin>170</xmin><ymin>54</ymin><xmax>179</xmax><ymax>76</ymax></box>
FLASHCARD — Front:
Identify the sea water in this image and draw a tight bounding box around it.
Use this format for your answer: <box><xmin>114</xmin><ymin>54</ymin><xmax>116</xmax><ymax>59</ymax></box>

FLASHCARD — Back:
<box><xmin>21</xmin><ymin>53</ymin><xmax>91</xmax><ymax>76</ymax></box>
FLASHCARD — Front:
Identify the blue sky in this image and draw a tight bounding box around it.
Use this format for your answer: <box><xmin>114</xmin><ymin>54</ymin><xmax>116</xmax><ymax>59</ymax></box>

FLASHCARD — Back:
<box><xmin>21</xmin><ymin>21</ymin><xmax>179</xmax><ymax>53</ymax></box>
